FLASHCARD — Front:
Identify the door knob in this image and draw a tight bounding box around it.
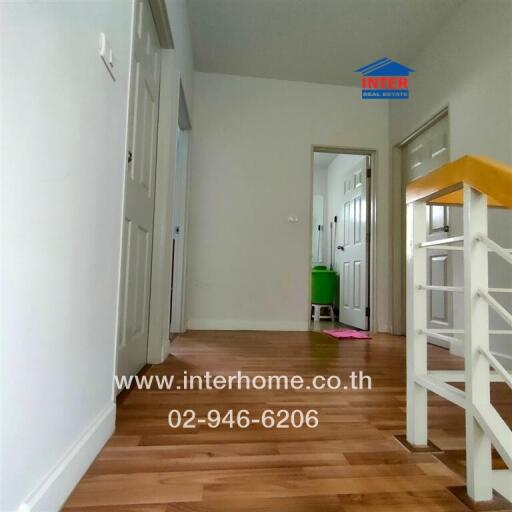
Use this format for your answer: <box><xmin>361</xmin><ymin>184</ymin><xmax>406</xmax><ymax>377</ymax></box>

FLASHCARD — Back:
<box><xmin>337</xmin><ymin>245</ymin><xmax>345</xmax><ymax>251</ymax></box>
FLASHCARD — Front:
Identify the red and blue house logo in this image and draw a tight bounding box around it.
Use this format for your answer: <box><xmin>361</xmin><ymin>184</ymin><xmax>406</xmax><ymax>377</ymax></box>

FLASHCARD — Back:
<box><xmin>355</xmin><ymin>57</ymin><xmax>414</xmax><ymax>99</ymax></box>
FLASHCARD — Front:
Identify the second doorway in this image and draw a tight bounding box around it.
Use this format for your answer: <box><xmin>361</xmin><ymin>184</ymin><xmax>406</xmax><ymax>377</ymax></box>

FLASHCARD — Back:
<box><xmin>311</xmin><ymin>149</ymin><xmax>372</xmax><ymax>331</ymax></box>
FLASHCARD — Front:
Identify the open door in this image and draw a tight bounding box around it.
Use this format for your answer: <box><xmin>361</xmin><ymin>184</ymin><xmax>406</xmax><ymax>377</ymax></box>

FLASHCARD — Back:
<box><xmin>338</xmin><ymin>157</ymin><xmax>369</xmax><ymax>329</ymax></box>
<box><xmin>169</xmin><ymin>84</ymin><xmax>192</xmax><ymax>335</ymax></box>
<box><xmin>117</xmin><ymin>0</ymin><xmax>161</xmax><ymax>380</ymax></box>
<box><xmin>170</xmin><ymin>127</ymin><xmax>189</xmax><ymax>334</ymax></box>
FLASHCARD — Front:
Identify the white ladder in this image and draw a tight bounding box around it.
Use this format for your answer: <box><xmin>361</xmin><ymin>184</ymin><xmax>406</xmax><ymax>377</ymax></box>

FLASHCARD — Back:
<box><xmin>407</xmin><ymin>183</ymin><xmax>512</xmax><ymax>502</ymax></box>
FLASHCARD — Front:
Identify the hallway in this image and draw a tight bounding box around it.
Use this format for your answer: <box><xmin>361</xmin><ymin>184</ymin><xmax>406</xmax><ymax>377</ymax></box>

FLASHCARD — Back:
<box><xmin>63</xmin><ymin>332</ymin><xmax>509</xmax><ymax>510</ymax></box>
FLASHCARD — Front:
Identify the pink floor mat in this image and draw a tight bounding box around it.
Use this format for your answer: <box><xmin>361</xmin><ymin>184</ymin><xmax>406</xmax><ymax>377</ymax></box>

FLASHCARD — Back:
<box><xmin>323</xmin><ymin>329</ymin><xmax>371</xmax><ymax>339</ymax></box>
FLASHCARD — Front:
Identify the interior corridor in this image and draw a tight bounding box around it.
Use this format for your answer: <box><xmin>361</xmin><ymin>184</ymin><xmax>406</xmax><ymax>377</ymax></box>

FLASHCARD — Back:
<box><xmin>63</xmin><ymin>332</ymin><xmax>510</xmax><ymax>511</ymax></box>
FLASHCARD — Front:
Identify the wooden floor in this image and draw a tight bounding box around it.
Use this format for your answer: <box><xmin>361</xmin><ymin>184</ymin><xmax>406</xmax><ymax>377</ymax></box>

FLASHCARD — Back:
<box><xmin>64</xmin><ymin>331</ymin><xmax>511</xmax><ymax>511</ymax></box>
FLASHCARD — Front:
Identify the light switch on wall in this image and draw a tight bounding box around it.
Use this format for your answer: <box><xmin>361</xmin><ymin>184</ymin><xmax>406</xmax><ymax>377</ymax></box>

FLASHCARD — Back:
<box><xmin>99</xmin><ymin>33</ymin><xmax>116</xmax><ymax>81</ymax></box>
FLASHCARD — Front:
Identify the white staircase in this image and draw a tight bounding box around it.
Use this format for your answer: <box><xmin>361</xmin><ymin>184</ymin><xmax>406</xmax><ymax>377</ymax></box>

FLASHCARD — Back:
<box><xmin>406</xmin><ymin>156</ymin><xmax>512</xmax><ymax>503</ymax></box>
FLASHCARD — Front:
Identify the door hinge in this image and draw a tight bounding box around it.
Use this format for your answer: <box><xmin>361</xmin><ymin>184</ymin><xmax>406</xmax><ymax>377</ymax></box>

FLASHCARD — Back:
<box><xmin>365</xmin><ymin>306</ymin><xmax>370</xmax><ymax>317</ymax></box>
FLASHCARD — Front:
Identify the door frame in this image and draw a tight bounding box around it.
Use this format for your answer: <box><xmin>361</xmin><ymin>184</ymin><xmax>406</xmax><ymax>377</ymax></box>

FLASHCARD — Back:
<box><xmin>146</xmin><ymin>75</ymin><xmax>192</xmax><ymax>363</ymax></box>
<box><xmin>114</xmin><ymin>0</ymin><xmax>182</xmax><ymax>393</ymax></box>
<box><xmin>390</xmin><ymin>107</ymin><xmax>449</xmax><ymax>335</ymax></box>
<box><xmin>170</xmin><ymin>120</ymin><xmax>191</xmax><ymax>335</ymax></box>
<box><xmin>309</xmin><ymin>145</ymin><xmax>377</xmax><ymax>332</ymax></box>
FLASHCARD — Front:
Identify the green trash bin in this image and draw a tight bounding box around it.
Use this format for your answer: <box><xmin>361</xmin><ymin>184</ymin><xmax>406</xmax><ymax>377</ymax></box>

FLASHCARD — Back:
<box><xmin>311</xmin><ymin>269</ymin><xmax>338</xmax><ymax>305</ymax></box>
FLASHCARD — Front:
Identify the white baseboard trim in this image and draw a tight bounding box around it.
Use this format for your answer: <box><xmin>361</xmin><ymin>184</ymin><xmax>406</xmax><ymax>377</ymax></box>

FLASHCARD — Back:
<box><xmin>187</xmin><ymin>319</ymin><xmax>309</xmax><ymax>332</ymax></box>
<box><xmin>18</xmin><ymin>402</ymin><xmax>115</xmax><ymax>512</ymax></box>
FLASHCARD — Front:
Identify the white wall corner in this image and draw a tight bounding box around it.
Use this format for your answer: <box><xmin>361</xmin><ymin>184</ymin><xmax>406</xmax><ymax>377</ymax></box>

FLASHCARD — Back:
<box><xmin>17</xmin><ymin>403</ymin><xmax>115</xmax><ymax>512</ymax></box>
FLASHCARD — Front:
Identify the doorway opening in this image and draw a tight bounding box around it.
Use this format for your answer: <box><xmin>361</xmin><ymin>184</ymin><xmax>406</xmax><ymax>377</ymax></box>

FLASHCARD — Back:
<box><xmin>310</xmin><ymin>148</ymin><xmax>373</xmax><ymax>333</ymax></box>
<box><xmin>169</xmin><ymin>83</ymin><xmax>192</xmax><ymax>337</ymax></box>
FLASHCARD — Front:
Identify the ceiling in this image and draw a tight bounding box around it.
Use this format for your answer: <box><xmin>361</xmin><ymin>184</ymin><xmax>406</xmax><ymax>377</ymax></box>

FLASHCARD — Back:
<box><xmin>187</xmin><ymin>0</ymin><xmax>466</xmax><ymax>87</ymax></box>
<box><xmin>314</xmin><ymin>153</ymin><xmax>338</xmax><ymax>169</ymax></box>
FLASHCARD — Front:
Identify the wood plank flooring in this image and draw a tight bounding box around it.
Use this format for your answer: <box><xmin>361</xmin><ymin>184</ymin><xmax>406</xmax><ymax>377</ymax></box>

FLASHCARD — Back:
<box><xmin>63</xmin><ymin>331</ymin><xmax>511</xmax><ymax>511</ymax></box>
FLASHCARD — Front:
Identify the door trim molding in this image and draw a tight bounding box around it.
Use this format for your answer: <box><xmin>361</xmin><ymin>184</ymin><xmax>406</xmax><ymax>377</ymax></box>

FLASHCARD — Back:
<box><xmin>148</xmin><ymin>0</ymin><xmax>174</xmax><ymax>49</ymax></box>
<box><xmin>309</xmin><ymin>145</ymin><xmax>378</xmax><ymax>332</ymax></box>
<box><xmin>397</xmin><ymin>107</ymin><xmax>449</xmax><ymax>148</ymax></box>
<box><xmin>146</xmin><ymin>55</ymin><xmax>181</xmax><ymax>363</ymax></box>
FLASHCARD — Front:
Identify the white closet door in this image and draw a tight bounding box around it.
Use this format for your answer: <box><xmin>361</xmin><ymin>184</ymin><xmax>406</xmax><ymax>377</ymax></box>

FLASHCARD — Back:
<box><xmin>403</xmin><ymin>116</ymin><xmax>453</xmax><ymax>347</ymax></box>
<box><xmin>117</xmin><ymin>0</ymin><xmax>161</xmax><ymax>380</ymax></box>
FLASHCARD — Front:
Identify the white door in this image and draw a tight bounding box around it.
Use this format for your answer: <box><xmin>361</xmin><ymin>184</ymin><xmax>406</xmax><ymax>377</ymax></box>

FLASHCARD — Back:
<box><xmin>403</xmin><ymin>115</ymin><xmax>453</xmax><ymax>347</ymax></box>
<box><xmin>170</xmin><ymin>128</ymin><xmax>189</xmax><ymax>334</ymax></box>
<box><xmin>117</xmin><ymin>0</ymin><xmax>161</xmax><ymax>380</ymax></box>
<box><xmin>338</xmin><ymin>157</ymin><xmax>369</xmax><ymax>329</ymax></box>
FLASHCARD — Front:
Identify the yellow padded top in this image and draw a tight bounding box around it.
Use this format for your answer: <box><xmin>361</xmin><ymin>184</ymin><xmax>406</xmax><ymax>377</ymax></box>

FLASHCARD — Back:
<box><xmin>405</xmin><ymin>155</ymin><xmax>512</xmax><ymax>208</ymax></box>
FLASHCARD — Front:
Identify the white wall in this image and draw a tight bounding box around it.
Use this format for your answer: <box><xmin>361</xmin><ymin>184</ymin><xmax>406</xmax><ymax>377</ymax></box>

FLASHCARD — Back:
<box><xmin>0</xmin><ymin>2</ymin><xmax>132</xmax><ymax>510</ymax></box>
<box><xmin>389</xmin><ymin>0</ymin><xmax>512</xmax><ymax>364</ymax></box>
<box><xmin>313</xmin><ymin>167</ymin><xmax>327</xmax><ymax>191</ymax></box>
<box><xmin>187</xmin><ymin>72</ymin><xmax>390</xmax><ymax>332</ymax></box>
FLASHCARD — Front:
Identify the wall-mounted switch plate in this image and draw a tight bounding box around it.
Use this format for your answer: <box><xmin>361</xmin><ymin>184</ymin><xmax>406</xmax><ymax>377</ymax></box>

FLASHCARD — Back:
<box><xmin>99</xmin><ymin>33</ymin><xmax>116</xmax><ymax>81</ymax></box>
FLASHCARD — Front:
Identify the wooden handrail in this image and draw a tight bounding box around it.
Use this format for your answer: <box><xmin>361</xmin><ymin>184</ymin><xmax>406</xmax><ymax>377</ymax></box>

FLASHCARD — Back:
<box><xmin>406</xmin><ymin>155</ymin><xmax>512</xmax><ymax>208</ymax></box>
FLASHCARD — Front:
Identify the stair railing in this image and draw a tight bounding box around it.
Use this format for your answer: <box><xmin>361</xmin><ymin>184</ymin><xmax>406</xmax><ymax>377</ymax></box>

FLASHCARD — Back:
<box><xmin>406</xmin><ymin>155</ymin><xmax>512</xmax><ymax>503</ymax></box>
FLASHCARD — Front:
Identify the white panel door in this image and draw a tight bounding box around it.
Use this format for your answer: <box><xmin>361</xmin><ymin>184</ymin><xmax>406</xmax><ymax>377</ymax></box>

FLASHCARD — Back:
<box><xmin>170</xmin><ymin>128</ymin><xmax>189</xmax><ymax>334</ymax></box>
<box><xmin>338</xmin><ymin>158</ymin><xmax>368</xmax><ymax>329</ymax></box>
<box><xmin>117</xmin><ymin>0</ymin><xmax>161</xmax><ymax>380</ymax></box>
<box><xmin>403</xmin><ymin>115</ymin><xmax>452</xmax><ymax>347</ymax></box>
